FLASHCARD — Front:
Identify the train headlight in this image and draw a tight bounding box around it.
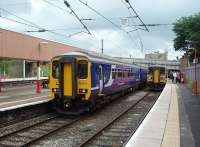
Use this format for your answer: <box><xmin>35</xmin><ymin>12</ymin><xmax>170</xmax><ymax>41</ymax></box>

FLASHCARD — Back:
<box><xmin>52</xmin><ymin>88</ymin><xmax>59</xmax><ymax>93</ymax></box>
<box><xmin>52</xmin><ymin>88</ymin><xmax>57</xmax><ymax>92</ymax></box>
<box><xmin>65</xmin><ymin>103</ymin><xmax>69</xmax><ymax>108</ymax></box>
<box><xmin>148</xmin><ymin>76</ymin><xmax>152</xmax><ymax>81</ymax></box>
<box><xmin>79</xmin><ymin>89</ymin><xmax>87</xmax><ymax>93</ymax></box>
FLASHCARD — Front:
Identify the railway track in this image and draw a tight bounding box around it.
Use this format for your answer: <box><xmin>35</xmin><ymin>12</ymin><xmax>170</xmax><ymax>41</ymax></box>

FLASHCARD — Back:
<box><xmin>78</xmin><ymin>91</ymin><xmax>159</xmax><ymax>147</ymax></box>
<box><xmin>0</xmin><ymin>113</ymin><xmax>81</xmax><ymax>147</ymax></box>
<box><xmin>0</xmin><ymin>91</ymin><xmax>159</xmax><ymax>146</ymax></box>
<box><xmin>0</xmin><ymin>105</ymin><xmax>52</xmax><ymax>129</ymax></box>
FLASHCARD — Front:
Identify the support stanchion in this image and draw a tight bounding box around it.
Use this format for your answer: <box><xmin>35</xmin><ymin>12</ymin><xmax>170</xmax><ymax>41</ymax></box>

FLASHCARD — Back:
<box><xmin>193</xmin><ymin>48</ymin><xmax>198</xmax><ymax>96</ymax></box>
<box><xmin>194</xmin><ymin>80</ymin><xmax>197</xmax><ymax>96</ymax></box>
<box><xmin>36</xmin><ymin>61</ymin><xmax>41</xmax><ymax>93</ymax></box>
<box><xmin>0</xmin><ymin>77</ymin><xmax>2</xmax><ymax>93</ymax></box>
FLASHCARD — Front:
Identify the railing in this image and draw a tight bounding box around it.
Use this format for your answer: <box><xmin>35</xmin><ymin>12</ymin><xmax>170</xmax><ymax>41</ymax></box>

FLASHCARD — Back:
<box><xmin>185</xmin><ymin>64</ymin><xmax>200</xmax><ymax>82</ymax></box>
<box><xmin>185</xmin><ymin>64</ymin><xmax>200</xmax><ymax>83</ymax></box>
<box><xmin>0</xmin><ymin>77</ymin><xmax>48</xmax><ymax>87</ymax></box>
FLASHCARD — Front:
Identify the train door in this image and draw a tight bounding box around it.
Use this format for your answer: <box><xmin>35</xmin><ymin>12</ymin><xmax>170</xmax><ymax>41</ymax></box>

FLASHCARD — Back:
<box><xmin>153</xmin><ymin>68</ymin><xmax>160</xmax><ymax>83</ymax></box>
<box><xmin>99</xmin><ymin>65</ymin><xmax>104</xmax><ymax>94</ymax></box>
<box><xmin>63</xmin><ymin>63</ymin><xmax>72</xmax><ymax>96</ymax></box>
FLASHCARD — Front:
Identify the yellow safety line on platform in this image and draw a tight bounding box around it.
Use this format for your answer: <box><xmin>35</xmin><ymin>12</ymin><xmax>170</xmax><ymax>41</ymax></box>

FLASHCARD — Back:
<box><xmin>0</xmin><ymin>95</ymin><xmax>52</xmax><ymax>106</ymax></box>
<box><xmin>161</xmin><ymin>84</ymin><xmax>180</xmax><ymax>147</ymax></box>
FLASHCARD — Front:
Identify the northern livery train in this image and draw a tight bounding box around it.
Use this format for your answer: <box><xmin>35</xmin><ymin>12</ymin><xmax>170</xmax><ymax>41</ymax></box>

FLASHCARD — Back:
<box><xmin>147</xmin><ymin>65</ymin><xmax>167</xmax><ymax>90</ymax></box>
<box><xmin>49</xmin><ymin>51</ymin><xmax>147</xmax><ymax>114</ymax></box>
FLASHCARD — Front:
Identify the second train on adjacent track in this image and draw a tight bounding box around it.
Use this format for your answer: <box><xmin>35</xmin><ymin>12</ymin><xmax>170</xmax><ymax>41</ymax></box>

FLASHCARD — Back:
<box><xmin>49</xmin><ymin>51</ymin><xmax>147</xmax><ymax>114</ymax></box>
<box><xmin>147</xmin><ymin>65</ymin><xmax>167</xmax><ymax>90</ymax></box>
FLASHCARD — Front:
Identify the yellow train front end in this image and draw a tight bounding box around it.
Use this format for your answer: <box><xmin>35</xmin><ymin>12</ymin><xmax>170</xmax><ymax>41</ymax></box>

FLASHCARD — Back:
<box><xmin>147</xmin><ymin>66</ymin><xmax>166</xmax><ymax>90</ymax></box>
<box><xmin>49</xmin><ymin>54</ymin><xmax>91</xmax><ymax>114</ymax></box>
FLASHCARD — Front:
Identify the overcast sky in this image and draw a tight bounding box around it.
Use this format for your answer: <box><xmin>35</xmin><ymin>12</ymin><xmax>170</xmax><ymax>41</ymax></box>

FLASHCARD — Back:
<box><xmin>0</xmin><ymin>0</ymin><xmax>200</xmax><ymax>60</ymax></box>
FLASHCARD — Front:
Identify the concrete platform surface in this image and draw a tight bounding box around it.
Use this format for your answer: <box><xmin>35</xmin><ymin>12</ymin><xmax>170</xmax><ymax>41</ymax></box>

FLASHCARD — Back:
<box><xmin>0</xmin><ymin>86</ymin><xmax>52</xmax><ymax>111</ymax></box>
<box><xmin>125</xmin><ymin>82</ymin><xmax>200</xmax><ymax>147</ymax></box>
<box><xmin>178</xmin><ymin>84</ymin><xmax>200</xmax><ymax>147</ymax></box>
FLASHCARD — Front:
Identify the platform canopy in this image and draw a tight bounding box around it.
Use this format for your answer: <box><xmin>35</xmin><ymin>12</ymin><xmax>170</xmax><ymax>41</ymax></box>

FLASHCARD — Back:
<box><xmin>0</xmin><ymin>28</ymin><xmax>87</xmax><ymax>61</ymax></box>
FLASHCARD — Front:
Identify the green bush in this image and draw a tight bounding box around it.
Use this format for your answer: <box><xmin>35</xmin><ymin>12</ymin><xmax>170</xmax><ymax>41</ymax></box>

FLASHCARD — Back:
<box><xmin>40</xmin><ymin>65</ymin><xmax>49</xmax><ymax>77</ymax></box>
<box><xmin>186</xmin><ymin>78</ymin><xmax>200</xmax><ymax>96</ymax></box>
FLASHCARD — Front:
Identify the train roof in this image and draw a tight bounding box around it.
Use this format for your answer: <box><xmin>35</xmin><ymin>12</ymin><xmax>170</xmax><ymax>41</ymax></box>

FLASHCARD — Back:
<box><xmin>148</xmin><ymin>65</ymin><xmax>166</xmax><ymax>69</ymax></box>
<box><xmin>60</xmin><ymin>51</ymin><xmax>144</xmax><ymax>68</ymax></box>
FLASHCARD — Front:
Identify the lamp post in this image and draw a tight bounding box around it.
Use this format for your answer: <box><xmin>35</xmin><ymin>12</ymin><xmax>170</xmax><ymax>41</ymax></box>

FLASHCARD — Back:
<box><xmin>0</xmin><ymin>75</ymin><xmax>1</xmax><ymax>93</ymax></box>
<box><xmin>194</xmin><ymin>48</ymin><xmax>198</xmax><ymax>96</ymax></box>
<box><xmin>37</xmin><ymin>41</ymin><xmax>48</xmax><ymax>93</ymax></box>
<box><xmin>101</xmin><ymin>39</ymin><xmax>104</xmax><ymax>54</ymax></box>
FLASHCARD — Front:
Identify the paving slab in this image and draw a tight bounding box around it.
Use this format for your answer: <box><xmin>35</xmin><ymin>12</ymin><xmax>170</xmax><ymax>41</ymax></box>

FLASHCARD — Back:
<box><xmin>125</xmin><ymin>83</ymin><xmax>172</xmax><ymax>147</ymax></box>
<box><xmin>177</xmin><ymin>84</ymin><xmax>199</xmax><ymax>147</ymax></box>
<box><xmin>0</xmin><ymin>85</ymin><xmax>52</xmax><ymax>111</ymax></box>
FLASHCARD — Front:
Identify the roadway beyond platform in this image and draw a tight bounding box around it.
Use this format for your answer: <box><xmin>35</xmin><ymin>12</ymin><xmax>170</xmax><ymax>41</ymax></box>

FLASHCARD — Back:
<box><xmin>125</xmin><ymin>82</ymin><xmax>200</xmax><ymax>147</ymax></box>
<box><xmin>0</xmin><ymin>85</ymin><xmax>53</xmax><ymax>112</ymax></box>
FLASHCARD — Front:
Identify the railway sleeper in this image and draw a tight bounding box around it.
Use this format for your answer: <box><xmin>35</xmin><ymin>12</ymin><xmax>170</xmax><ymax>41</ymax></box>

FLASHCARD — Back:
<box><xmin>2</xmin><ymin>135</ymin><xmax>26</xmax><ymax>142</ymax></box>
<box><xmin>90</xmin><ymin>138</ymin><xmax>124</xmax><ymax>147</ymax></box>
<box><xmin>107</xmin><ymin>128</ymin><xmax>133</xmax><ymax>133</ymax></box>
<box><xmin>17</xmin><ymin>131</ymin><xmax>45</xmax><ymax>137</ymax></box>
<box><xmin>0</xmin><ymin>141</ymin><xmax>21</xmax><ymax>146</ymax></box>
<box><xmin>101</xmin><ymin>132</ymin><xmax>130</xmax><ymax>138</ymax></box>
<box><xmin>109</xmin><ymin>125</ymin><xmax>133</xmax><ymax>129</ymax></box>
<box><xmin>96</xmin><ymin>135</ymin><xmax>127</xmax><ymax>142</ymax></box>
<box><xmin>112</xmin><ymin>121</ymin><xmax>135</xmax><ymax>126</ymax></box>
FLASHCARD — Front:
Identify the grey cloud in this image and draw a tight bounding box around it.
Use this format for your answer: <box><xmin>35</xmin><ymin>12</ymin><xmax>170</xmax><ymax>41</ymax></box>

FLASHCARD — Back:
<box><xmin>0</xmin><ymin>0</ymin><xmax>200</xmax><ymax>59</ymax></box>
<box><xmin>0</xmin><ymin>0</ymin><xmax>32</xmax><ymax>15</ymax></box>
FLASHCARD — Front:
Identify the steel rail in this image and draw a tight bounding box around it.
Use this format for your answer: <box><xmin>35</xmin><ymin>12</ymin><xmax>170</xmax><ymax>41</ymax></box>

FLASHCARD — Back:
<box><xmin>0</xmin><ymin>113</ymin><xmax>61</xmax><ymax>139</ymax></box>
<box><xmin>23</xmin><ymin>117</ymin><xmax>81</xmax><ymax>147</ymax></box>
<box><xmin>122</xmin><ymin>92</ymin><xmax>159</xmax><ymax>146</ymax></box>
<box><xmin>78</xmin><ymin>92</ymin><xmax>151</xmax><ymax>147</ymax></box>
<box><xmin>0</xmin><ymin>113</ymin><xmax>82</xmax><ymax>146</ymax></box>
<box><xmin>0</xmin><ymin>112</ymin><xmax>56</xmax><ymax>129</ymax></box>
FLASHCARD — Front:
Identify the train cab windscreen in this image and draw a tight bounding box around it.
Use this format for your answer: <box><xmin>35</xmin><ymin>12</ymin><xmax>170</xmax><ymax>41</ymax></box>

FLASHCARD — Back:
<box><xmin>78</xmin><ymin>60</ymin><xmax>88</xmax><ymax>79</ymax></box>
<box><xmin>148</xmin><ymin>67</ymin><xmax>154</xmax><ymax>74</ymax></box>
<box><xmin>52</xmin><ymin>61</ymin><xmax>59</xmax><ymax>79</ymax></box>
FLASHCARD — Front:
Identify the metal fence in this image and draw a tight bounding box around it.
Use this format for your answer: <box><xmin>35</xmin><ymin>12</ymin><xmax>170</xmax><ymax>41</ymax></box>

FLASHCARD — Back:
<box><xmin>185</xmin><ymin>64</ymin><xmax>200</xmax><ymax>83</ymax></box>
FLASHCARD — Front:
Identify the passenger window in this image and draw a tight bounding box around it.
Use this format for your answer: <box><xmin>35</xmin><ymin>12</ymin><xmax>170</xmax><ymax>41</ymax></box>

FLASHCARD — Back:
<box><xmin>112</xmin><ymin>69</ymin><xmax>117</xmax><ymax>79</ymax></box>
<box><xmin>118</xmin><ymin>70</ymin><xmax>123</xmax><ymax>78</ymax></box>
<box><xmin>124</xmin><ymin>70</ymin><xmax>128</xmax><ymax>78</ymax></box>
<box><xmin>52</xmin><ymin>61</ymin><xmax>59</xmax><ymax>79</ymax></box>
<box><xmin>78</xmin><ymin>60</ymin><xmax>88</xmax><ymax>79</ymax></box>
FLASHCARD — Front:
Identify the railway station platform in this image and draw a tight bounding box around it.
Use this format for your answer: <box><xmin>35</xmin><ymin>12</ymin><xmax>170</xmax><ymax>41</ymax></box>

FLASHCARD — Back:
<box><xmin>0</xmin><ymin>85</ymin><xmax>53</xmax><ymax>112</ymax></box>
<box><xmin>125</xmin><ymin>82</ymin><xmax>200</xmax><ymax>147</ymax></box>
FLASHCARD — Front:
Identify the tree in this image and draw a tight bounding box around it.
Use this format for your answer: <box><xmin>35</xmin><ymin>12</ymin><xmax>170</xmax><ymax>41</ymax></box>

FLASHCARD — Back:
<box><xmin>173</xmin><ymin>13</ymin><xmax>200</xmax><ymax>62</ymax></box>
<box><xmin>0</xmin><ymin>59</ymin><xmax>15</xmax><ymax>77</ymax></box>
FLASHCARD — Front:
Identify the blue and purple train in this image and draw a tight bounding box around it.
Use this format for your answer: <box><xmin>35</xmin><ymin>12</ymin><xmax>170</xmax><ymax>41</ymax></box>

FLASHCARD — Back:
<box><xmin>49</xmin><ymin>51</ymin><xmax>147</xmax><ymax>114</ymax></box>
